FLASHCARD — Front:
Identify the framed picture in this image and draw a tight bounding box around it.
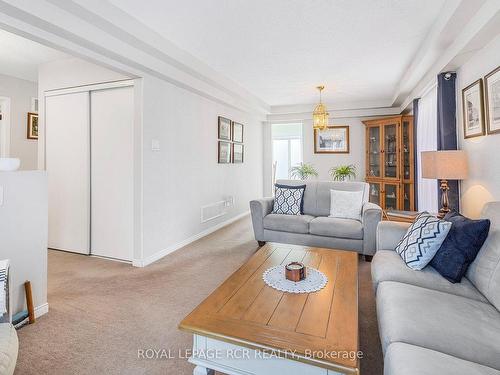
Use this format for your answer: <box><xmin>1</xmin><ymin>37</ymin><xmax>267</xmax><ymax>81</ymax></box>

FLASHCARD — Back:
<box><xmin>485</xmin><ymin>66</ymin><xmax>500</xmax><ymax>135</ymax></box>
<box><xmin>462</xmin><ymin>79</ymin><xmax>485</xmax><ymax>139</ymax></box>
<box><xmin>218</xmin><ymin>116</ymin><xmax>231</xmax><ymax>140</ymax></box>
<box><xmin>232</xmin><ymin>122</ymin><xmax>244</xmax><ymax>143</ymax></box>
<box><xmin>232</xmin><ymin>143</ymin><xmax>244</xmax><ymax>163</ymax></box>
<box><xmin>218</xmin><ymin>141</ymin><xmax>231</xmax><ymax>163</ymax></box>
<box><xmin>27</xmin><ymin>112</ymin><xmax>38</xmax><ymax>140</ymax></box>
<box><xmin>314</xmin><ymin>126</ymin><xmax>349</xmax><ymax>154</ymax></box>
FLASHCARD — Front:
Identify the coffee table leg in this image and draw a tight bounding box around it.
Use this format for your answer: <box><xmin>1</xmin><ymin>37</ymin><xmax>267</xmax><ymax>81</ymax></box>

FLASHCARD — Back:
<box><xmin>193</xmin><ymin>365</ymin><xmax>214</xmax><ymax>375</ymax></box>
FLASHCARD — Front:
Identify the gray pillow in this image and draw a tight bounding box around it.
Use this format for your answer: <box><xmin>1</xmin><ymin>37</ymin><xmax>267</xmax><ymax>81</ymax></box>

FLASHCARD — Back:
<box><xmin>395</xmin><ymin>212</ymin><xmax>452</xmax><ymax>270</ymax></box>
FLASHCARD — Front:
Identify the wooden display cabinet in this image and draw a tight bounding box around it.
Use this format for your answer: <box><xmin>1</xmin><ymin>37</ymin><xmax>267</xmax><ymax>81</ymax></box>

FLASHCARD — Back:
<box><xmin>363</xmin><ymin>115</ymin><xmax>415</xmax><ymax>211</ymax></box>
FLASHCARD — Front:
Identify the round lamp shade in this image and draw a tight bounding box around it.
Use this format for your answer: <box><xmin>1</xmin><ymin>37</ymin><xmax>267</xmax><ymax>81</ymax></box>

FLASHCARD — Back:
<box><xmin>421</xmin><ymin>150</ymin><xmax>468</xmax><ymax>180</ymax></box>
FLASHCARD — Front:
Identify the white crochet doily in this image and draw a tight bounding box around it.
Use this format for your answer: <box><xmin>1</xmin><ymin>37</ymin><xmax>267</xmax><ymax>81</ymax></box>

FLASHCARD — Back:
<box><xmin>262</xmin><ymin>265</ymin><xmax>328</xmax><ymax>293</ymax></box>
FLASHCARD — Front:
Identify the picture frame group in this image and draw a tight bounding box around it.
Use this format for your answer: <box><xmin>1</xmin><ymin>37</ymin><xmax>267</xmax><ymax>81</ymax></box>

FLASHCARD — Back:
<box><xmin>217</xmin><ymin>116</ymin><xmax>244</xmax><ymax>164</ymax></box>
<box><xmin>462</xmin><ymin>65</ymin><xmax>500</xmax><ymax>138</ymax></box>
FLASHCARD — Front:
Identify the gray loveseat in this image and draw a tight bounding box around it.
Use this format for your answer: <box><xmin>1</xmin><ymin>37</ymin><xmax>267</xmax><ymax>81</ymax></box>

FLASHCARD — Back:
<box><xmin>250</xmin><ymin>180</ymin><xmax>382</xmax><ymax>256</ymax></box>
<box><xmin>372</xmin><ymin>201</ymin><xmax>500</xmax><ymax>375</ymax></box>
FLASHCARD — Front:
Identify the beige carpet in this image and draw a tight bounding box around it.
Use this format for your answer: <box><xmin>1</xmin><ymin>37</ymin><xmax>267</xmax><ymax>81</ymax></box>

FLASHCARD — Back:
<box><xmin>15</xmin><ymin>216</ymin><xmax>383</xmax><ymax>375</ymax></box>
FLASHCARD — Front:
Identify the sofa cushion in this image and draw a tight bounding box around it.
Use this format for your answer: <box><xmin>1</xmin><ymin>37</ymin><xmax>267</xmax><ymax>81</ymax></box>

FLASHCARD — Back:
<box><xmin>309</xmin><ymin>217</ymin><xmax>363</xmax><ymax>240</ymax></box>
<box><xmin>385</xmin><ymin>342</ymin><xmax>500</xmax><ymax>375</ymax></box>
<box><xmin>377</xmin><ymin>281</ymin><xmax>500</xmax><ymax>370</ymax></box>
<box><xmin>431</xmin><ymin>210</ymin><xmax>490</xmax><ymax>283</ymax></box>
<box><xmin>0</xmin><ymin>324</ymin><xmax>18</xmax><ymax>375</ymax></box>
<box><xmin>371</xmin><ymin>250</ymin><xmax>487</xmax><ymax>302</ymax></box>
<box><xmin>467</xmin><ymin>201</ymin><xmax>500</xmax><ymax>311</ymax></box>
<box><xmin>263</xmin><ymin>214</ymin><xmax>314</xmax><ymax>234</ymax></box>
<box><xmin>395</xmin><ymin>212</ymin><xmax>451</xmax><ymax>270</ymax></box>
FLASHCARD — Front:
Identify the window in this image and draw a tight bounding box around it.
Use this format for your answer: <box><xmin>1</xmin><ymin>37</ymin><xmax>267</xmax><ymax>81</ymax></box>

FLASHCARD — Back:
<box><xmin>272</xmin><ymin>123</ymin><xmax>303</xmax><ymax>181</ymax></box>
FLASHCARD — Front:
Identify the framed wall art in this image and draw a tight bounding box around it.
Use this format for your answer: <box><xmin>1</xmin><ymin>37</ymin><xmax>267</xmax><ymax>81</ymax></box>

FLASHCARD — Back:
<box><xmin>232</xmin><ymin>122</ymin><xmax>244</xmax><ymax>143</ymax></box>
<box><xmin>232</xmin><ymin>143</ymin><xmax>244</xmax><ymax>163</ymax></box>
<box><xmin>462</xmin><ymin>79</ymin><xmax>485</xmax><ymax>139</ymax></box>
<box><xmin>485</xmin><ymin>66</ymin><xmax>500</xmax><ymax>135</ymax></box>
<box><xmin>218</xmin><ymin>141</ymin><xmax>231</xmax><ymax>163</ymax></box>
<box><xmin>27</xmin><ymin>112</ymin><xmax>38</xmax><ymax>140</ymax></box>
<box><xmin>314</xmin><ymin>126</ymin><xmax>349</xmax><ymax>154</ymax></box>
<box><xmin>218</xmin><ymin>116</ymin><xmax>231</xmax><ymax>140</ymax></box>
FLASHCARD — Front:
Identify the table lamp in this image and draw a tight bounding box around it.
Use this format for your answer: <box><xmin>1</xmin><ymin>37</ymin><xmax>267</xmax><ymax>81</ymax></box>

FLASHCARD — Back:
<box><xmin>421</xmin><ymin>150</ymin><xmax>468</xmax><ymax>219</ymax></box>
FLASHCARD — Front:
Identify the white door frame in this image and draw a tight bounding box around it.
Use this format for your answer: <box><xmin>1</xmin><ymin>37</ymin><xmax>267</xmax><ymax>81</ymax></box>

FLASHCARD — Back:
<box><xmin>43</xmin><ymin>78</ymin><xmax>143</xmax><ymax>265</ymax></box>
<box><xmin>0</xmin><ymin>97</ymin><xmax>11</xmax><ymax>158</ymax></box>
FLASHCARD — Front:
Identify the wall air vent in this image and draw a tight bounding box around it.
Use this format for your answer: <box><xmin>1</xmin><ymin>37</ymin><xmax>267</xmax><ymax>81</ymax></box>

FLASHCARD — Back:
<box><xmin>200</xmin><ymin>197</ymin><xmax>234</xmax><ymax>223</ymax></box>
<box><xmin>201</xmin><ymin>200</ymin><xmax>227</xmax><ymax>223</ymax></box>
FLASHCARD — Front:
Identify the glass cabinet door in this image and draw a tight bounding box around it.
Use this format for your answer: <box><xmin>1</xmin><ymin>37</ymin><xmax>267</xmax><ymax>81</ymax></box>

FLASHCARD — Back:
<box><xmin>383</xmin><ymin>123</ymin><xmax>398</xmax><ymax>179</ymax></box>
<box><xmin>402</xmin><ymin>120</ymin><xmax>412</xmax><ymax>181</ymax></box>
<box><xmin>403</xmin><ymin>183</ymin><xmax>413</xmax><ymax>211</ymax></box>
<box><xmin>367</xmin><ymin>126</ymin><xmax>381</xmax><ymax>178</ymax></box>
<box><xmin>368</xmin><ymin>182</ymin><xmax>381</xmax><ymax>206</ymax></box>
<box><xmin>383</xmin><ymin>183</ymin><xmax>398</xmax><ymax>211</ymax></box>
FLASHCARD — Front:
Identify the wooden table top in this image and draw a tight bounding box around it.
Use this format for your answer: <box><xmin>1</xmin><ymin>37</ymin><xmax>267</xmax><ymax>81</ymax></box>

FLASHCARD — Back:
<box><xmin>179</xmin><ymin>243</ymin><xmax>359</xmax><ymax>373</ymax></box>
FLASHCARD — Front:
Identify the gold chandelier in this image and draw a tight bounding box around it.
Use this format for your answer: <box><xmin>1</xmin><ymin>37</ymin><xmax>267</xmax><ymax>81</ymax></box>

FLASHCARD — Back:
<box><xmin>312</xmin><ymin>85</ymin><xmax>329</xmax><ymax>130</ymax></box>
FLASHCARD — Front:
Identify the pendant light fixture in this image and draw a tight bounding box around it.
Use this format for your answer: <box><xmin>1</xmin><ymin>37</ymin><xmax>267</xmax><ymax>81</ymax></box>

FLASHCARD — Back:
<box><xmin>312</xmin><ymin>85</ymin><xmax>329</xmax><ymax>131</ymax></box>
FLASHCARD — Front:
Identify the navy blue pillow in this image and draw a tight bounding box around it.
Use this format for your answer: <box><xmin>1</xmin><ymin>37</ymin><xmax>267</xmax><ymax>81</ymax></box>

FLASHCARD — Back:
<box><xmin>430</xmin><ymin>211</ymin><xmax>490</xmax><ymax>283</ymax></box>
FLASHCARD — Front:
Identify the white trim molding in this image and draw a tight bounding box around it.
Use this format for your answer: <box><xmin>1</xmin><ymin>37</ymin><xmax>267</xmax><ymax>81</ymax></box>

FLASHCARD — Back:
<box><xmin>133</xmin><ymin>211</ymin><xmax>250</xmax><ymax>267</ymax></box>
<box><xmin>34</xmin><ymin>303</ymin><xmax>49</xmax><ymax>319</ymax></box>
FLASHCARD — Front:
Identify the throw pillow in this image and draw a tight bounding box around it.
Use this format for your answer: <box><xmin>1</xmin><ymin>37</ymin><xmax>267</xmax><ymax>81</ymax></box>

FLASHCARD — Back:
<box><xmin>395</xmin><ymin>212</ymin><xmax>452</xmax><ymax>270</ymax></box>
<box><xmin>272</xmin><ymin>184</ymin><xmax>306</xmax><ymax>215</ymax></box>
<box><xmin>329</xmin><ymin>189</ymin><xmax>364</xmax><ymax>221</ymax></box>
<box><xmin>430</xmin><ymin>210</ymin><xmax>490</xmax><ymax>283</ymax></box>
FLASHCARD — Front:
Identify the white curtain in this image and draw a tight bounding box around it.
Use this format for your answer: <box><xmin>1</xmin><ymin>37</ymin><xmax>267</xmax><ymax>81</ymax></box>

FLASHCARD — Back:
<box><xmin>416</xmin><ymin>84</ymin><xmax>438</xmax><ymax>213</ymax></box>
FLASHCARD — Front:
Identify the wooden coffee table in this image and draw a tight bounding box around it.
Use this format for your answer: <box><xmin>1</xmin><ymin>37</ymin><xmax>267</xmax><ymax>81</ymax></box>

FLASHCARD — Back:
<box><xmin>179</xmin><ymin>243</ymin><xmax>359</xmax><ymax>375</ymax></box>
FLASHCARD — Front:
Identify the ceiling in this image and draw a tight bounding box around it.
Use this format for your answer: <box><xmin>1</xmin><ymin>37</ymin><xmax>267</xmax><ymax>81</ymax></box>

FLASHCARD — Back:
<box><xmin>109</xmin><ymin>0</ymin><xmax>446</xmax><ymax>107</ymax></box>
<box><xmin>0</xmin><ymin>29</ymin><xmax>68</xmax><ymax>82</ymax></box>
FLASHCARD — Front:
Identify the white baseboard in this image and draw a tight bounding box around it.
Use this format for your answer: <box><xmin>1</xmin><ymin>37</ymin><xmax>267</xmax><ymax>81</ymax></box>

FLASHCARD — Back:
<box><xmin>35</xmin><ymin>303</ymin><xmax>49</xmax><ymax>318</ymax></box>
<box><xmin>133</xmin><ymin>211</ymin><xmax>250</xmax><ymax>267</ymax></box>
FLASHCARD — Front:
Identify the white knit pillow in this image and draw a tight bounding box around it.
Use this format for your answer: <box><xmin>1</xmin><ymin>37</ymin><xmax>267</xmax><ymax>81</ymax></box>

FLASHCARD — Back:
<box><xmin>329</xmin><ymin>189</ymin><xmax>364</xmax><ymax>221</ymax></box>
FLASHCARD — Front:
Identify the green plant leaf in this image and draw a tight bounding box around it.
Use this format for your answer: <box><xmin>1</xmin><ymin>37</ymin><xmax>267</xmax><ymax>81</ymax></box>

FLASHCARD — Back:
<box><xmin>329</xmin><ymin>164</ymin><xmax>357</xmax><ymax>181</ymax></box>
<box><xmin>289</xmin><ymin>163</ymin><xmax>318</xmax><ymax>180</ymax></box>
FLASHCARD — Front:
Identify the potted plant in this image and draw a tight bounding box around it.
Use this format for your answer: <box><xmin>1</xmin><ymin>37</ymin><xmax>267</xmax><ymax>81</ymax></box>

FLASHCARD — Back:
<box><xmin>290</xmin><ymin>163</ymin><xmax>319</xmax><ymax>180</ymax></box>
<box><xmin>329</xmin><ymin>164</ymin><xmax>356</xmax><ymax>181</ymax></box>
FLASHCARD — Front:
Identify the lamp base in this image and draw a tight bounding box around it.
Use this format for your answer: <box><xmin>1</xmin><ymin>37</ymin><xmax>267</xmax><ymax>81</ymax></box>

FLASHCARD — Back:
<box><xmin>438</xmin><ymin>179</ymin><xmax>451</xmax><ymax>219</ymax></box>
<box><xmin>437</xmin><ymin>207</ymin><xmax>450</xmax><ymax>219</ymax></box>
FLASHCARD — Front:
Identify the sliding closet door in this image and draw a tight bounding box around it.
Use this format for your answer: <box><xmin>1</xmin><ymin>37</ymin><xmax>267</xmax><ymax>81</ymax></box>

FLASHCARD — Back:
<box><xmin>46</xmin><ymin>92</ymin><xmax>90</xmax><ymax>254</ymax></box>
<box><xmin>90</xmin><ymin>87</ymin><xmax>134</xmax><ymax>261</ymax></box>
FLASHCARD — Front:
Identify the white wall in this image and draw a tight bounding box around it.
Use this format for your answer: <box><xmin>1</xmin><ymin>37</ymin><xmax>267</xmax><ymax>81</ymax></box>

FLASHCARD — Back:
<box><xmin>38</xmin><ymin>57</ymin><xmax>264</xmax><ymax>265</ymax></box>
<box><xmin>303</xmin><ymin>118</ymin><xmax>366</xmax><ymax>181</ymax></box>
<box><xmin>264</xmin><ymin>117</ymin><xmax>366</xmax><ymax>196</ymax></box>
<box><xmin>141</xmin><ymin>75</ymin><xmax>263</xmax><ymax>262</ymax></box>
<box><xmin>457</xmin><ymin>35</ymin><xmax>500</xmax><ymax>218</ymax></box>
<box><xmin>0</xmin><ymin>171</ymin><xmax>48</xmax><ymax>316</ymax></box>
<box><xmin>0</xmin><ymin>74</ymin><xmax>38</xmax><ymax>170</ymax></box>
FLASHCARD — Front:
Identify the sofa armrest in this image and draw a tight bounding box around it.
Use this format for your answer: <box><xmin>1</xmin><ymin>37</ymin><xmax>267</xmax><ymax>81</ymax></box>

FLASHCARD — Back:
<box><xmin>376</xmin><ymin>221</ymin><xmax>411</xmax><ymax>251</ymax></box>
<box><xmin>362</xmin><ymin>202</ymin><xmax>382</xmax><ymax>255</ymax></box>
<box><xmin>249</xmin><ymin>198</ymin><xmax>274</xmax><ymax>241</ymax></box>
